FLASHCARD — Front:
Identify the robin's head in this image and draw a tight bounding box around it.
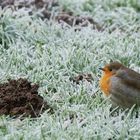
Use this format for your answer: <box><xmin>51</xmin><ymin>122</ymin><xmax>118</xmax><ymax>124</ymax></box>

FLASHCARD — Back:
<box><xmin>100</xmin><ymin>61</ymin><xmax>123</xmax><ymax>75</ymax></box>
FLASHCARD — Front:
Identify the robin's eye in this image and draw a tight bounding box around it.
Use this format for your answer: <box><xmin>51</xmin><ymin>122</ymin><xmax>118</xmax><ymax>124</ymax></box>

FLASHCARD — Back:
<box><xmin>109</xmin><ymin>68</ymin><xmax>112</xmax><ymax>71</ymax></box>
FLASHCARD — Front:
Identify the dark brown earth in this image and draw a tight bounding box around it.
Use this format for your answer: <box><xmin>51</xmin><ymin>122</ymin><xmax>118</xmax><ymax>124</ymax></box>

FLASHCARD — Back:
<box><xmin>55</xmin><ymin>13</ymin><xmax>102</xmax><ymax>30</ymax></box>
<box><xmin>0</xmin><ymin>78</ymin><xmax>52</xmax><ymax>118</ymax></box>
<box><xmin>0</xmin><ymin>0</ymin><xmax>102</xmax><ymax>30</ymax></box>
<box><xmin>70</xmin><ymin>74</ymin><xmax>93</xmax><ymax>84</ymax></box>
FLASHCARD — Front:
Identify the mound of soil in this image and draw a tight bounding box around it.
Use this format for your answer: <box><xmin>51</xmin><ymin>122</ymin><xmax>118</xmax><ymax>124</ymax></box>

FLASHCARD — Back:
<box><xmin>0</xmin><ymin>78</ymin><xmax>52</xmax><ymax>118</ymax></box>
<box><xmin>0</xmin><ymin>0</ymin><xmax>102</xmax><ymax>31</ymax></box>
<box><xmin>54</xmin><ymin>13</ymin><xmax>102</xmax><ymax>30</ymax></box>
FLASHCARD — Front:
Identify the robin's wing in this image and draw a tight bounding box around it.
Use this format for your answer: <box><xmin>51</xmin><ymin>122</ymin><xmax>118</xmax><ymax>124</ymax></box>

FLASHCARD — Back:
<box><xmin>110</xmin><ymin>74</ymin><xmax>140</xmax><ymax>107</ymax></box>
<box><xmin>116</xmin><ymin>68</ymin><xmax>140</xmax><ymax>89</ymax></box>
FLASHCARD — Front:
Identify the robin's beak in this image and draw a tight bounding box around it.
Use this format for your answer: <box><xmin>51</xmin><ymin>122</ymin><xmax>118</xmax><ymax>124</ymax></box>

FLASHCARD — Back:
<box><xmin>99</xmin><ymin>68</ymin><xmax>105</xmax><ymax>71</ymax></box>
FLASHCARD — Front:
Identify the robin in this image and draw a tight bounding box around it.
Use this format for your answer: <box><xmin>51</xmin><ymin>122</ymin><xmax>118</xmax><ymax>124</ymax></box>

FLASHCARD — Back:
<box><xmin>99</xmin><ymin>61</ymin><xmax>140</xmax><ymax>108</ymax></box>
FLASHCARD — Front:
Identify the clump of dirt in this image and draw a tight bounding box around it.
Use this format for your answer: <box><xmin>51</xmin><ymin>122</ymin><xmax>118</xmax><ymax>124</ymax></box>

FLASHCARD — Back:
<box><xmin>54</xmin><ymin>12</ymin><xmax>102</xmax><ymax>30</ymax></box>
<box><xmin>0</xmin><ymin>0</ymin><xmax>102</xmax><ymax>31</ymax></box>
<box><xmin>0</xmin><ymin>78</ymin><xmax>52</xmax><ymax>118</ymax></box>
<box><xmin>70</xmin><ymin>74</ymin><xmax>93</xmax><ymax>84</ymax></box>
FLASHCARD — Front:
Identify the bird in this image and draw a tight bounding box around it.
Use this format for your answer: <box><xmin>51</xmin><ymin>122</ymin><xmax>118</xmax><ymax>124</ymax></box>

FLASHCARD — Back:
<box><xmin>99</xmin><ymin>61</ymin><xmax>140</xmax><ymax>108</ymax></box>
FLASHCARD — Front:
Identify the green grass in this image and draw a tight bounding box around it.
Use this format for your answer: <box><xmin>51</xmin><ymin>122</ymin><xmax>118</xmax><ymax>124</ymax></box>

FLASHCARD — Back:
<box><xmin>0</xmin><ymin>0</ymin><xmax>140</xmax><ymax>139</ymax></box>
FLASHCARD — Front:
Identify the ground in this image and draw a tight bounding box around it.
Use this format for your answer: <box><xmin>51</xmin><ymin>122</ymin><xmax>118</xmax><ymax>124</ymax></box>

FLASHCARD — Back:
<box><xmin>0</xmin><ymin>78</ymin><xmax>52</xmax><ymax>118</ymax></box>
<box><xmin>0</xmin><ymin>0</ymin><xmax>140</xmax><ymax>139</ymax></box>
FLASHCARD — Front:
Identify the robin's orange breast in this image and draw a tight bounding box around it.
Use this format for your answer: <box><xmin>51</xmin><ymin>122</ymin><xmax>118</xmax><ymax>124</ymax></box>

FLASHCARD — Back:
<box><xmin>99</xmin><ymin>72</ymin><xmax>113</xmax><ymax>96</ymax></box>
